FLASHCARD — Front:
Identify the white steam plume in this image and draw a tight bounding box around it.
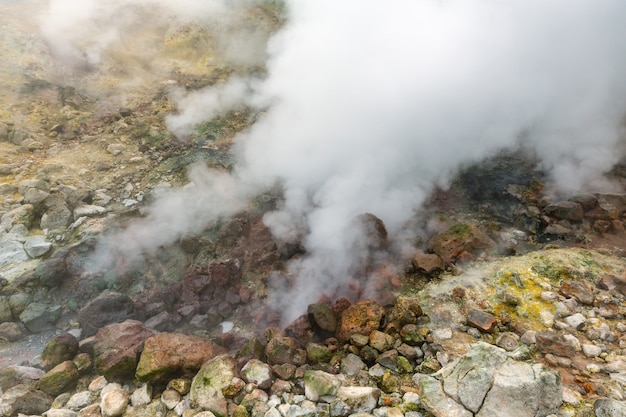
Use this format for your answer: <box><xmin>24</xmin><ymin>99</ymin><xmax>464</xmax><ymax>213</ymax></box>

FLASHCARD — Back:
<box><xmin>42</xmin><ymin>0</ymin><xmax>626</xmax><ymax>322</ymax></box>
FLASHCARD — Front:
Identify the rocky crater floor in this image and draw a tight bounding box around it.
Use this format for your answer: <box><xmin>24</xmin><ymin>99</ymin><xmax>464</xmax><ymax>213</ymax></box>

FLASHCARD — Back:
<box><xmin>0</xmin><ymin>2</ymin><xmax>626</xmax><ymax>417</ymax></box>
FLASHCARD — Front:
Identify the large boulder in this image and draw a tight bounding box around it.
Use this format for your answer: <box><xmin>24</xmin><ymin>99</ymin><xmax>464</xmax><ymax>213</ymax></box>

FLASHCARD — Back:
<box><xmin>190</xmin><ymin>355</ymin><xmax>238</xmax><ymax>417</ymax></box>
<box><xmin>19</xmin><ymin>302</ymin><xmax>61</xmax><ymax>333</ymax></box>
<box><xmin>37</xmin><ymin>360</ymin><xmax>79</xmax><ymax>396</ymax></box>
<box><xmin>336</xmin><ymin>299</ymin><xmax>384</xmax><ymax>343</ymax></box>
<box><xmin>0</xmin><ymin>384</ymin><xmax>52</xmax><ymax>417</ymax></box>
<box><xmin>417</xmin><ymin>342</ymin><xmax>562</xmax><ymax>417</ymax></box>
<box><xmin>40</xmin><ymin>332</ymin><xmax>79</xmax><ymax>371</ymax></box>
<box><xmin>94</xmin><ymin>320</ymin><xmax>155</xmax><ymax>382</ymax></box>
<box><xmin>135</xmin><ymin>332</ymin><xmax>223</xmax><ymax>384</ymax></box>
<box><xmin>78</xmin><ymin>292</ymin><xmax>135</xmax><ymax>337</ymax></box>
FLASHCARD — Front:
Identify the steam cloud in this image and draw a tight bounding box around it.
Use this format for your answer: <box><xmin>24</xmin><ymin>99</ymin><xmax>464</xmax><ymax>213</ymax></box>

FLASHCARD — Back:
<box><xmin>39</xmin><ymin>0</ymin><xmax>626</xmax><ymax>322</ymax></box>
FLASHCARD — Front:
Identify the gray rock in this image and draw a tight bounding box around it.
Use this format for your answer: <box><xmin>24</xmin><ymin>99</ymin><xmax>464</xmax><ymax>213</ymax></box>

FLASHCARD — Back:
<box><xmin>24</xmin><ymin>235</ymin><xmax>52</xmax><ymax>258</ymax></box>
<box><xmin>304</xmin><ymin>370</ymin><xmax>342</xmax><ymax>401</ymax></box>
<box><xmin>190</xmin><ymin>355</ymin><xmax>237</xmax><ymax>417</ymax></box>
<box><xmin>8</xmin><ymin>292</ymin><xmax>31</xmax><ymax>317</ymax></box>
<box><xmin>418</xmin><ymin>342</ymin><xmax>562</xmax><ymax>417</ymax></box>
<box><xmin>66</xmin><ymin>390</ymin><xmax>95</xmax><ymax>410</ymax></box>
<box><xmin>0</xmin><ymin>204</ymin><xmax>34</xmax><ymax>232</ymax></box>
<box><xmin>241</xmin><ymin>359</ymin><xmax>273</xmax><ymax>390</ymax></box>
<box><xmin>563</xmin><ymin>313</ymin><xmax>587</xmax><ymax>330</ymax></box>
<box><xmin>594</xmin><ymin>398</ymin><xmax>626</xmax><ymax>417</ymax></box>
<box><xmin>45</xmin><ymin>409</ymin><xmax>77</xmax><ymax>417</ymax></box>
<box><xmin>0</xmin><ymin>295</ymin><xmax>13</xmax><ymax>322</ymax></box>
<box><xmin>336</xmin><ymin>386</ymin><xmax>380</xmax><ymax>414</ymax></box>
<box><xmin>40</xmin><ymin>204</ymin><xmax>72</xmax><ymax>230</ymax></box>
<box><xmin>341</xmin><ymin>353</ymin><xmax>367</xmax><ymax>376</ymax></box>
<box><xmin>582</xmin><ymin>343</ymin><xmax>602</xmax><ymax>358</ymax></box>
<box><xmin>78</xmin><ymin>292</ymin><xmax>135</xmax><ymax>337</ymax></box>
<box><xmin>73</xmin><ymin>204</ymin><xmax>107</xmax><ymax>218</ymax></box>
<box><xmin>0</xmin><ymin>384</ymin><xmax>53</xmax><ymax>417</ymax></box>
<box><xmin>0</xmin><ymin>240</ymin><xmax>28</xmax><ymax>268</ymax></box>
<box><xmin>0</xmin><ymin>322</ymin><xmax>22</xmax><ymax>341</ymax></box>
<box><xmin>130</xmin><ymin>383</ymin><xmax>152</xmax><ymax>407</ymax></box>
<box><xmin>19</xmin><ymin>302</ymin><xmax>61</xmax><ymax>333</ymax></box>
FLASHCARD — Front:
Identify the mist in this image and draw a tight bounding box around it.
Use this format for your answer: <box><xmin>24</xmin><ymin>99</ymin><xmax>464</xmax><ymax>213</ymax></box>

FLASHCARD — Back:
<box><xmin>38</xmin><ymin>0</ymin><xmax>626</xmax><ymax>323</ymax></box>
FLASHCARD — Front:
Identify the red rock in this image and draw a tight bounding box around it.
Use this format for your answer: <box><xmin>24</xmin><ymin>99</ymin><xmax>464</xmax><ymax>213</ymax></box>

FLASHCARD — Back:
<box><xmin>559</xmin><ymin>280</ymin><xmax>595</xmax><ymax>305</ymax></box>
<box><xmin>536</xmin><ymin>331</ymin><xmax>577</xmax><ymax>357</ymax></box>
<box><xmin>430</xmin><ymin>223</ymin><xmax>495</xmax><ymax>265</ymax></box>
<box><xmin>585</xmin><ymin>202</ymin><xmax>619</xmax><ymax>221</ymax></box>
<box><xmin>412</xmin><ymin>252</ymin><xmax>444</xmax><ymax>274</ymax></box>
<box><xmin>336</xmin><ymin>300</ymin><xmax>384</xmax><ymax>343</ymax></box>
<box><xmin>135</xmin><ymin>333</ymin><xmax>224</xmax><ymax>384</ymax></box>
<box><xmin>94</xmin><ymin>320</ymin><xmax>155</xmax><ymax>382</ymax></box>
<box><xmin>466</xmin><ymin>309</ymin><xmax>497</xmax><ymax>333</ymax></box>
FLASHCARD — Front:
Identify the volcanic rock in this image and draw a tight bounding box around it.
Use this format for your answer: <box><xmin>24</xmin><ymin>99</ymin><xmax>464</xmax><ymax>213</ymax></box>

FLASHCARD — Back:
<box><xmin>19</xmin><ymin>302</ymin><xmax>61</xmax><ymax>333</ymax></box>
<box><xmin>412</xmin><ymin>252</ymin><xmax>444</xmax><ymax>274</ymax></box>
<box><xmin>594</xmin><ymin>398</ymin><xmax>626</xmax><ymax>417</ymax></box>
<box><xmin>8</xmin><ymin>292</ymin><xmax>31</xmax><ymax>318</ymax></box>
<box><xmin>37</xmin><ymin>360</ymin><xmax>79</xmax><ymax>396</ymax></box>
<box><xmin>135</xmin><ymin>332</ymin><xmax>224</xmax><ymax>384</ymax></box>
<box><xmin>559</xmin><ymin>280</ymin><xmax>595</xmax><ymax>305</ymax></box>
<box><xmin>569</xmin><ymin>193</ymin><xmax>598</xmax><ymax>211</ymax></box>
<box><xmin>23</xmin><ymin>235</ymin><xmax>52</xmax><ymax>258</ymax></box>
<box><xmin>0</xmin><ymin>384</ymin><xmax>52</xmax><ymax>417</ymax></box>
<box><xmin>336</xmin><ymin>386</ymin><xmax>381</xmax><ymax>414</ymax></box>
<box><xmin>94</xmin><ymin>320</ymin><xmax>155</xmax><ymax>382</ymax></box>
<box><xmin>304</xmin><ymin>370</ymin><xmax>342</xmax><ymax>401</ymax></box>
<box><xmin>0</xmin><ymin>322</ymin><xmax>22</xmax><ymax>341</ymax></box>
<box><xmin>535</xmin><ymin>330</ymin><xmax>577</xmax><ymax>357</ymax></box>
<box><xmin>78</xmin><ymin>292</ymin><xmax>135</xmax><ymax>337</ymax></box>
<box><xmin>430</xmin><ymin>222</ymin><xmax>495</xmax><ymax>265</ymax></box>
<box><xmin>100</xmin><ymin>383</ymin><xmax>129</xmax><ymax>417</ymax></box>
<box><xmin>265</xmin><ymin>336</ymin><xmax>298</xmax><ymax>365</ymax></box>
<box><xmin>417</xmin><ymin>342</ymin><xmax>561</xmax><ymax>417</ymax></box>
<box><xmin>544</xmin><ymin>201</ymin><xmax>584</xmax><ymax>221</ymax></box>
<box><xmin>190</xmin><ymin>355</ymin><xmax>238</xmax><ymax>417</ymax></box>
<box><xmin>307</xmin><ymin>303</ymin><xmax>337</xmax><ymax>333</ymax></box>
<box><xmin>336</xmin><ymin>300</ymin><xmax>384</xmax><ymax>343</ymax></box>
<box><xmin>466</xmin><ymin>309</ymin><xmax>497</xmax><ymax>333</ymax></box>
<box><xmin>305</xmin><ymin>342</ymin><xmax>332</xmax><ymax>364</ymax></box>
<box><xmin>40</xmin><ymin>332</ymin><xmax>80</xmax><ymax>371</ymax></box>
<box><xmin>389</xmin><ymin>295</ymin><xmax>423</xmax><ymax>325</ymax></box>
<box><xmin>0</xmin><ymin>296</ymin><xmax>12</xmax><ymax>323</ymax></box>
<box><xmin>0</xmin><ymin>204</ymin><xmax>34</xmax><ymax>232</ymax></box>
<box><xmin>241</xmin><ymin>359</ymin><xmax>273</xmax><ymax>389</ymax></box>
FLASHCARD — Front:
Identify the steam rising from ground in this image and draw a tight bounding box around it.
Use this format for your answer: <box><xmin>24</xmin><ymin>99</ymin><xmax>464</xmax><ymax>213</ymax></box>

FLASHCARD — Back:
<box><xmin>39</xmin><ymin>0</ymin><xmax>626</xmax><ymax>322</ymax></box>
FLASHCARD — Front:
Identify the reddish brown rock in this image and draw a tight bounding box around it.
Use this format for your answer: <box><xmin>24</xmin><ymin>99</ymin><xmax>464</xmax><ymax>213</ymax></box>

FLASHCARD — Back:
<box><xmin>94</xmin><ymin>320</ymin><xmax>155</xmax><ymax>382</ymax></box>
<box><xmin>559</xmin><ymin>280</ymin><xmax>595</xmax><ymax>305</ymax></box>
<box><xmin>265</xmin><ymin>337</ymin><xmax>298</xmax><ymax>365</ymax></box>
<box><xmin>430</xmin><ymin>223</ymin><xmax>495</xmax><ymax>265</ymax></box>
<box><xmin>596</xmin><ymin>274</ymin><xmax>626</xmax><ymax>297</ymax></box>
<box><xmin>135</xmin><ymin>333</ymin><xmax>224</xmax><ymax>384</ymax></box>
<box><xmin>336</xmin><ymin>299</ymin><xmax>384</xmax><ymax>343</ymax></box>
<box><xmin>412</xmin><ymin>252</ymin><xmax>444</xmax><ymax>274</ymax></box>
<box><xmin>355</xmin><ymin>213</ymin><xmax>388</xmax><ymax>250</ymax></box>
<box><xmin>40</xmin><ymin>332</ymin><xmax>79</xmax><ymax>371</ymax></box>
<box><xmin>466</xmin><ymin>309</ymin><xmax>497</xmax><ymax>333</ymax></box>
<box><xmin>585</xmin><ymin>202</ymin><xmax>620</xmax><ymax>221</ymax></box>
<box><xmin>390</xmin><ymin>295</ymin><xmax>423</xmax><ymax>325</ymax></box>
<box><xmin>536</xmin><ymin>331</ymin><xmax>577</xmax><ymax>357</ymax></box>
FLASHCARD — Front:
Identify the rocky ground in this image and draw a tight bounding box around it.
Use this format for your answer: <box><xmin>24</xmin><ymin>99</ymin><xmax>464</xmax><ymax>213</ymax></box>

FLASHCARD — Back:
<box><xmin>0</xmin><ymin>2</ymin><xmax>626</xmax><ymax>417</ymax></box>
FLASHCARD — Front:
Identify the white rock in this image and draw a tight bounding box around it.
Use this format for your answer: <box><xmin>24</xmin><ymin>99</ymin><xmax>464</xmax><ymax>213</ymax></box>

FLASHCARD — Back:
<box><xmin>130</xmin><ymin>383</ymin><xmax>152</xmax><ymax>407</ymax></box>
<box><xmin>432</xmin><ymin>328</ymin><xmax>453</xmax><ymax>341</ymax></box>
<box><xmin>88</xmin><ymin>376</ymin><xmax>108</xmax><ymax>392</ymax></box>
<box><xmin>100</xmin><ymin>383</ymin><xmax>129</xmax><ymax>417</ymax></box>
<box><xmin>582</xmin><ymin>344</ymin><xmax>602</xmax><ymax>358</ymax></box>
<box><xmin>0</xmin><ymin>240</ymin><xmax>28</xmax><ymax>267</ymax></box>
<box><xmin>73</xmin><ymin>205</ymin><xmax>106</xmax><ymax>218</ymax></box>
<box><xmin>336</xmin><ymin>386</ymin><xmax>381</xmax><ymax>414</ymax></box>
<box><xmin>45</xmin><ymin>409</ymin><xmax>77</xmax><ymax>417</ymax></box>
<box><xmin>161</xmin><ymin>389</ymin><xmax>181</xmax><ymax>410</ymax></box>
<box><xmin>24</xmin><ymin>235</ymin><xmax>52</xmax><ymax>258</ymax></box>
<box><xmin>66</xmin><ymin>390</ymin><xmax>94</xmax><ymax>410</ymax></box>
<box><xmin>241</xmin><ymin>359</ymin><xmax>273</xmax><ymax>390</ymax></box>
<box><xmin>563</xmin><ymin>313</ymin><xmax>586</xmax><ymax>330</ymax></box>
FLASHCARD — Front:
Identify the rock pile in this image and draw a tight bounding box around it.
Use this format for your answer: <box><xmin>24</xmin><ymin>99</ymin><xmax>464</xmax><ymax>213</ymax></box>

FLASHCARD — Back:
<box><xmin>0</xmin><ymin>295</ymin><xmax>573</xmax><ymax>417</ymax></box>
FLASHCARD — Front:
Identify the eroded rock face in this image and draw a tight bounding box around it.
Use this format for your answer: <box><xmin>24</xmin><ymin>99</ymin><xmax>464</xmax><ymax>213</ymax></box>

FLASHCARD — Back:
<box><xmin>417</xmin><ymin>342</ymin><xmax>562</xmax><ymax>417</ymax></box>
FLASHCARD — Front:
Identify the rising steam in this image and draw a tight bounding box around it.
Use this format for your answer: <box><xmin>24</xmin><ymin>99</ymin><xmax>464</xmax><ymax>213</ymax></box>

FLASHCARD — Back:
<box><xmin>40</xmin><ymin>0</ymin><xmax>626</xmax><ymax>322</ymax></box>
